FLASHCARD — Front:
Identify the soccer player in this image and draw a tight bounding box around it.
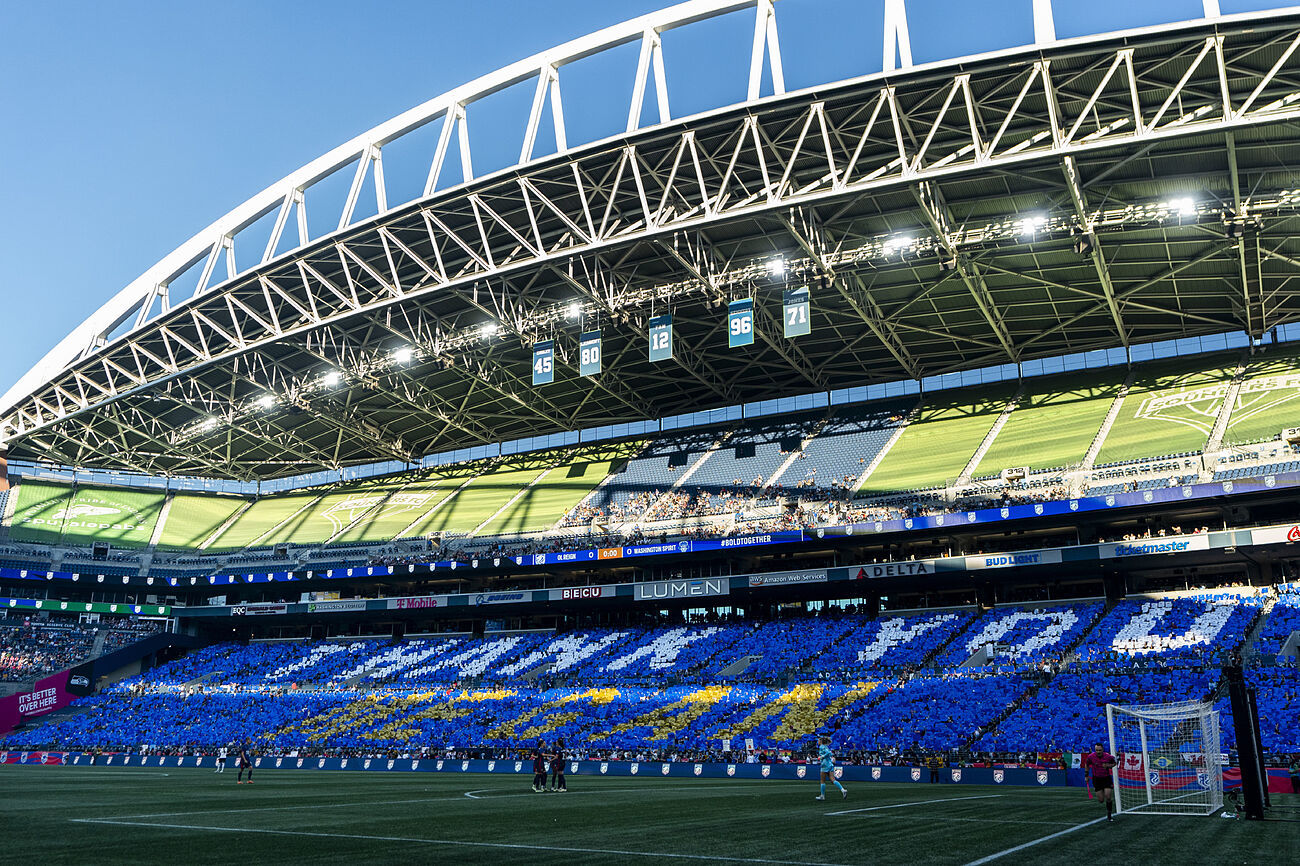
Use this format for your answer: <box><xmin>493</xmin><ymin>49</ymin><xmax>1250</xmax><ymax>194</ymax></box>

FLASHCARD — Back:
<box><xmin>549</xmin><ymin>743</ymin><xmax>567</xmax><ymax>793</ymax></box>
<box><xmin>1081</xmin><ymin>742</ymin><xmax>1116</xmax><ymax>822</ymax></box>
<box><xmin>531</xmin><ymin>746</ymin><xmax>548</xmax><ymax>793</ymax></box>
<box><xmin>815</xmin><ymin>736</ymin><xmax>848</xmax><ymax>801</ymax></box>
<box><xmin>237</xmin><ymin>740</ymin><xmax>254</xmax><ymax>785</ymax></box>
<box><xmin>215</xmin><ymin>744</ymin><xmax>228</xmax><ymax>774</ymax></box>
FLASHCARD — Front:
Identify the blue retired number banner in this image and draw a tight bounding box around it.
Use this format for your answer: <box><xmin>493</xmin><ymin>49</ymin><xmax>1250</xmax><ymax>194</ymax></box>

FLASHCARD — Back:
<box><xmin>783</xmin><ymin>286</ymin><xmax>810</xmax><ymax>337</ymax></box>
<box><xmin>532</xmin><ymin>340</ymin><xmax>554</xmax><ymax>385</ymax></box>
<box><xmin>579</xmin><ymin>331</ymin><xmax>601</xmax><ymax>377</ymax></box>
<box><xmin>728</xmin><ymin>298</ymin><xmax>754</xmax><ymax>347</ymax></box>
<box><xmin>648</xmin><ymin>315</ymin><xmax>673</xmax><ymax>362</ymax></box>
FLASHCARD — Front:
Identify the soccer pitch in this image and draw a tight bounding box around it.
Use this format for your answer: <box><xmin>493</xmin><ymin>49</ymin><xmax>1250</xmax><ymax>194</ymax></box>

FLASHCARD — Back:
<box><xmin>5</xmin><ymin>766</ymin><xmax>1295</xmax><ymax>865</ymax></box>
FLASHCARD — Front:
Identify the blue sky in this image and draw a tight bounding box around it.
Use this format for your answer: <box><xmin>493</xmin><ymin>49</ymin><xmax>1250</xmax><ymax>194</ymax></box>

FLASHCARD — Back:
<box><xmin>0</xmin><ymin>0</ymin><xmax>1288</xmax><ymax>401</ymax></box>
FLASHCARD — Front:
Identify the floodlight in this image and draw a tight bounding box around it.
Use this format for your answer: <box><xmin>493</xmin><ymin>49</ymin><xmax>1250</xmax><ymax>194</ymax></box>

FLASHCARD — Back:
<box><xmin>766</xmin><ymin>258</ymin><xmax>787</xmax><ymax>277</ymax></box>
<box><xmin>256</xmin><ymin>394</ymin><xmax>276</xmax><ymax>409</ymax></box>
<box><xmin>1018</xmin><ymin>214</ymin><xmax>1048</xmax><ymax>235</ymax></box>
<box><xmin>1166</xmin><ymin>198</ymin><xmax>1195</xmax><ymax>216</ymax></box>
<box><xmin>566</xmin><ymin>302</ymin><xmax>582</xmax><ymax>320</ymax></box>
<box><xmin>322</xmin><ymin>370</ymin><xmax>343</xmax><ymax>387</ymax></box>
<box><xmin>393</xmin><ymin>346</ymin><xmax>415</xmax><ymax>364</ymax></box>
<box><xmin>481</xmin><ymin>322</ymin><xmax>499</xmax><ymax>338</ymax></box>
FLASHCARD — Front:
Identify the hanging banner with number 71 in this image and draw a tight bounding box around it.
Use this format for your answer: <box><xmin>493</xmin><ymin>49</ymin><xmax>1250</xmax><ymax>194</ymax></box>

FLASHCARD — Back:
<box><xmin>728</xmin><ymin>298</ymin><xmax>754</xmax><ymax>348</ymax></box>
<box><xmin>783</xmin><ymin>286</ymin><xmax>810</xmax><ymax>338</ymax></box>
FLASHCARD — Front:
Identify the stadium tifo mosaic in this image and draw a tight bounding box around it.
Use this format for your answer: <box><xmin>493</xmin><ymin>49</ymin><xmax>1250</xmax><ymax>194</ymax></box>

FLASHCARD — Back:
<box><xmin>6</xmin><ymin>592</ymin><xmax>1297</xmax><ymax>755</ymax></box>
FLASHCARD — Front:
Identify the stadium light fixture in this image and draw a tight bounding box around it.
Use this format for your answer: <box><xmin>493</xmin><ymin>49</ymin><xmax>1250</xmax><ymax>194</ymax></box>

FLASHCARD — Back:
<box><xmin>882</xmin><ymin>236</ymin><xmax>914</xmax><ymax>255</ymax></box>
<box><xmin>1018</xmin><ymin>214</ymin><xmax>1048</xmax><ymax>235</ymax></box>
<box><xmin>565</xmin><ymin>302</ymin><xmax>582</xmax><ymax>320</ymax></box>
<box><xmin>392</xmin><ymin>346</ymin><xmax>415</xmax><ymax>364</ymax></box>
<box><xmin>1165</xmin><ymin>198</ymin><xmax>1196</xmax><ymax>217</ymax></box>
<box><xmin>481</xmin><ymin>322</ymin><xmax>499</xmax><ymax>339</ymax></box>
<box><xmin>200</xmin><ymin>417</ymin><xmax>219</xmax><ymax>431</ymax></box>
<box><xmin>766</xmin><ymin>257</ymin><xmax>787</xmax><ymax>277</ymax></box>
<box><xmin>256</xmin><ymin>394</ymin><xmax>276</xmax><ymax>410</ymax></box>
<box><xmin>321</xmin><ymin>370</ymin><xmax>343</xmax><ymax>387</ymax></box>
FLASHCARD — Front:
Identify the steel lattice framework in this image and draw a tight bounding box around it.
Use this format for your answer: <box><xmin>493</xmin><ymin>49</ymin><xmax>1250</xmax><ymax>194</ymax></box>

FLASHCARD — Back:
<box><xmin>4</xmin><ymin>0</ymin><xmax>1300</xmax><ymax>479</ymax></box>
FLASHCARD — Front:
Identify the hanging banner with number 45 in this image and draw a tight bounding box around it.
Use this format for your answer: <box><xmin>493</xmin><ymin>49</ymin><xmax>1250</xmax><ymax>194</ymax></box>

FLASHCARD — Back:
<box><xmin>532</xmin><ymin>340</ymin><xmax>554</xmax><ymax>385</ymax></box>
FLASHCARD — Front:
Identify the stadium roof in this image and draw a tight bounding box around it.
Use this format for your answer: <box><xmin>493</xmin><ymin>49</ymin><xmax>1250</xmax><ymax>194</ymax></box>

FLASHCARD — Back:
<box><xmin>3</xmin><ymin>0</ymin><xmax>1300</xmax><ymax>480</ymax></box>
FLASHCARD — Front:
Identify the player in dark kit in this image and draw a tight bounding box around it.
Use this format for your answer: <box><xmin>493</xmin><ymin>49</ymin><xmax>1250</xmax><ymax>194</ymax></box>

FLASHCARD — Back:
<box><xmin>531</xmin><ymin>747</ymin><xmax>548</xmax><ymax>793</ymax></box>
<box><xmin>549</xmin><ymin>742</ymin><xmax>567</xmax><ymax>792</ymax></box>
<box><xmin>1081</xmin><ymin>742</ymin><xmax>1117</xmax><ymax>822</ymax></box>
<box><xmin>237</xmin><ymin>741</ymin><xmax>255</xmax><ymax>785</ymax></box>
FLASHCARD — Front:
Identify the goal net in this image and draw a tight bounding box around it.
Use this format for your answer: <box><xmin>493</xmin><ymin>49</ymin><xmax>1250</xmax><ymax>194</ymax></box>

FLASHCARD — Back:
<box><xmin>1106</xmin><ymin>700</ymin><xmax>1223</xmax><ymax>816</ymax></box>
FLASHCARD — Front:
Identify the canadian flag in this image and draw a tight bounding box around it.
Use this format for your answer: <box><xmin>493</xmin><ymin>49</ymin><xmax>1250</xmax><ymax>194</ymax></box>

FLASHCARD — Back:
<box><xmin>1123</xmin><ymin>752</ymin><xmax>1144</xmax><ymax>771</ymax></box>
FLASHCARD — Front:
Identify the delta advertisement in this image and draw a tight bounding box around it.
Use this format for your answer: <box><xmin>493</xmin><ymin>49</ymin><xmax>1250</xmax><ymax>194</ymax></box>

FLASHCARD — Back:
<box><xmin>0</xmin><ymin>664</ymin><xmax>94</xmax><ymax>736</ymax></box>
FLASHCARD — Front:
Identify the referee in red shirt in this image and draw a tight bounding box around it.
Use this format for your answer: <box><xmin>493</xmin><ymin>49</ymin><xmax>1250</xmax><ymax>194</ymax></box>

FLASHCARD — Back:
<box><xmin>1081</xmin><ymin>743</ymin><xmax>1117</xmax><ymax>822</ymax></box>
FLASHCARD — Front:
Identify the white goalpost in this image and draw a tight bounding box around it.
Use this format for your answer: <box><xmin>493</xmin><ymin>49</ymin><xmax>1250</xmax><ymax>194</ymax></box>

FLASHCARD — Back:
<box><xmin>1105</xmin><ymin>700</ymin><xmax>1223</xmax><ymax>816</ymax></box>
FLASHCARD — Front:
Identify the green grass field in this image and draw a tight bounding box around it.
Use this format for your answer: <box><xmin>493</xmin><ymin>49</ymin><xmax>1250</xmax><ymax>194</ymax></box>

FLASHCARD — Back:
<box><xmin>1223</xmin><ymin>349</ymin><xmax>1300</xmax><ymax>445</ymax></box>
<box><xmin>974</xmin><ymin>372</ymin><xmax>1122</xmax><ymax>476</ymax></box>
<box><xmin>1094</xmin><ymin>354</ymin><xmax>1238</xmax><ymax>465</ymax></box>
<box><xmin>861</xmin><ymin>387</ymin><xmax>1015</xmax><ymax>494</ymax></box>
<box><xmin>3</xmin><ymin>766</ymin><xmax>1294</xmax><ymax>865</ymax></box>
<box><xmin>206</xmin><ymin>494</ymin><xmax>320</xmax><ymax>550</ymax></box>
<box><xmin>7</xmin><ymin>482</ymin><xmax>166</xmax><ymax>546</ymax></box>
<box><xmin>157</xmin><ymin>493</ymin><xmax>248</xmax><ymax>549</ymax></box>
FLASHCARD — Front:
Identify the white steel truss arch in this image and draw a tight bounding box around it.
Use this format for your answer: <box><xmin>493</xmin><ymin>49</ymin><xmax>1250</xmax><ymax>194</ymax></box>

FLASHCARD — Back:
<box><xmin>6</xmin><ymin>2</ymin><xmax>1300</xmax><ymax>478</ymax></box>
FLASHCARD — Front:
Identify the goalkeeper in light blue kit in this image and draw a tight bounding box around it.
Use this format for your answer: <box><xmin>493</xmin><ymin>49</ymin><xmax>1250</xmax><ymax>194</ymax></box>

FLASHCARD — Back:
<box><xmin>815</xmin><ymin>735</ymin><xmax>848</xmax><ymax>801</ymax></box>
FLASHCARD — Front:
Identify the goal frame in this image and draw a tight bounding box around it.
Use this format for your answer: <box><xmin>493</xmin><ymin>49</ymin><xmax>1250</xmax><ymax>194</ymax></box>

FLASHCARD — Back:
<box><xmin>1105</xmin><ymin>700</ymin><xmax>1223</xmax><ymax>817</ymax></box>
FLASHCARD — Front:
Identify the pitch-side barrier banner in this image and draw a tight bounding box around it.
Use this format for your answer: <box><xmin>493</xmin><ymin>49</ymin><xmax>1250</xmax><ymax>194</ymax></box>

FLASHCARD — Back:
<box><xmin>11</xmin><ymin>752</ymin><xmax>1297</xmax><ymax>792</ymax></box>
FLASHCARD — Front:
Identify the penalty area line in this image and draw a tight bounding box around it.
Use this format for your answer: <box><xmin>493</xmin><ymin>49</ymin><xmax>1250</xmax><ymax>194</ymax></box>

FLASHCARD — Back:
<box><xmin>826</xmin><ymin>794</ymin><xmax>1003</xmax><ymax>816</ymax></box>
<box><xmin>67</xmin><ymin>819</ymin><xmax>859</xmax><ymax>866</ymax></box>
<box><xmin>962</xmin><ymin>816</ymin><xmax>1108</xmax><ymax>865</ymax></box>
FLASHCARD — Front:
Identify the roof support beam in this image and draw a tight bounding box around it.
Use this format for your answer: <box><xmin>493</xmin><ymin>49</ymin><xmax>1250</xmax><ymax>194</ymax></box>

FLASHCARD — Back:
<box><xmin>1061</xmin><ymin>155</ymin><xmax>1129</xmax><ymax>347</ymax></box>
<box><xmin>913</xmin><ymin>181</ymin><xmax>1019</xmax><ymax>363</ymax></box>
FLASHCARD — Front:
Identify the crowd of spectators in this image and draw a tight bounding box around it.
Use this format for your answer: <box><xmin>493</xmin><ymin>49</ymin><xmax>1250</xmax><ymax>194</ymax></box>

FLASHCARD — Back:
<box><xmin>9</xmin><ymin>588</ymin><xmax>1297</xmax><ymax>762</ymax></box>
<box><xmin>0</xmin><ymin>615</ymin><xmax>160</xmax><ymax>681</ymax></box>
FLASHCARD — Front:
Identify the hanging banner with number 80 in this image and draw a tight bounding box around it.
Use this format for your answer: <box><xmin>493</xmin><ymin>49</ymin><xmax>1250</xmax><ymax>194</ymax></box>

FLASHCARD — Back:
<box><xmin>579</xmin><ymin>330</ymin><xmax>602</xmax><ymax>377</ymax></box>
<box><xmin>728</xmin><ymin>298</ymin><xmax>754</xmax><ymax>348</ymax></box>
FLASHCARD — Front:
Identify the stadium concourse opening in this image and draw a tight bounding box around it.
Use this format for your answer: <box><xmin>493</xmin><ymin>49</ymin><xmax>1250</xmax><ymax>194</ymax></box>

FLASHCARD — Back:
<box><xmin>6</xmin><ymin>0</ymin><xmax>1300</xmax><ymax>861</ymax></box>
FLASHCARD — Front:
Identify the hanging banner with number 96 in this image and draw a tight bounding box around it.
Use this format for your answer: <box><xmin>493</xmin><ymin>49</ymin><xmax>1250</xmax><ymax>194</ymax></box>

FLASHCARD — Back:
<box><xmin>728</xmin><ymin>298</ymin><xmax>754</xmax><ymax>348</ymax></box>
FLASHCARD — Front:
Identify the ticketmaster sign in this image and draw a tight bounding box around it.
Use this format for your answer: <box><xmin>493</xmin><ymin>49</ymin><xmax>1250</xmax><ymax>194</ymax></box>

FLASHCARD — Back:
<box><xmin>633</xmin><ymin>578</ymin><xmax>729</xmax><ymax>601</ymax></box>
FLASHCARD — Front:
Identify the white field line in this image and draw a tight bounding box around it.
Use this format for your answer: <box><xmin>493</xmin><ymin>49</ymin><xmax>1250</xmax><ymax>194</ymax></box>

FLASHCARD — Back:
<box><xmin>67</xmin><ymin>819</ymin><xmax>860</xmax><ymax>866</ymax></box>
<box><xmin>96</xmin><ymin>783</ymin><xmax>808</xmax><ymax>819</ymax></box>
<box><xmin>826</xmin><ymin>794</ymin><xmax>1002</xmax><ymax>816</ymax></box>
<box><xmin>963</xmin><ymin>816</ymin><xmax>1108</xmax><ymax>865</ymax></box>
